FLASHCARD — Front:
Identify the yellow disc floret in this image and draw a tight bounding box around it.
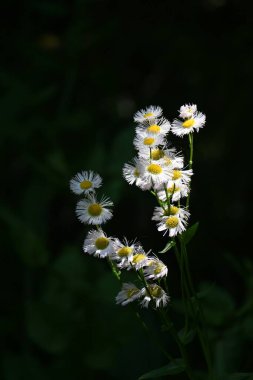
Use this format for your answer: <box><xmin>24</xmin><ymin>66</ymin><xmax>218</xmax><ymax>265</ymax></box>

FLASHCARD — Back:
<box><xmin>95</xmin><ymin>237</ymin><xmax>109</xmax><ymax>250</ymax></box>
<box><xmin>147</xmin><ymin>124</ymin><xmax>161</xmax><ymax>134</ymax></box>
<box><xmin>167</xmin><ymin>185</ymin><xmax>180</xmax><ymax>194</ymax></box>
<box><xmin>118</xmin><ymin>246</ymin><xmax>133</xmax><ymax>257</ymax></box>
<box><xmin>154</xmin><ymin>264</ymin><xmax>163</xmax><ymax>275</ymax></box>
<box><xmin>134</xmin><ymin>168</ymin><xmax>140</xmax><ymax>178</ymax></box>
<box><xmin>127</xmin><ymin>289</ymin><xmax>139</xmax><ymax>298</ymax></box>
<box><xmin>88</xmin><ymin>203</ymin><xmax>102</xmax><ymax>216</ymax></box>
<box><xmin>144</xmin><ymin>137</ymin><xmax>155</xmax><ymax>146</ymax></box>
<box><xmin>144</xmin><ymin>112</ymin><xmax>154</xmax><ymax>118</ymax></box>
<box><xmin>170</xmin><ymin>205</ymin><xmax>179</xmax><ymax>215</ymax></box>
<box><xmin>147</xmin><ymin>163</ymin><xmax>162</xmax><ymax>175</ymax></box>
<box><xmin>182</xmin><ymin>118</ymin><xmax>195</xmax><ymax>128</ymax></box>
<box><xmin>172</xmin><ymin>170</ymin><xmax>182</xmax><ymax>180</ymax></box>
<box><xmin>165</xmin><ymin>216</ymin><xmax>179</xmax><ymax>228</ymax></box>
<box><xmin>151</xmin><ymin>149</ymin><xmax>165</xmax><ymax>160</ymax></box>
<box><xmin>149</xmin><ymin>285</ymin><xmax>162</xmax><ymax>298</ymax></box>
<box><xmin>80</xmin><ymin>180</ymin><xmax>92</xmax><ymax>190</ymax></box>
<box><xmin>132</xmin><ymin>254</ymin><xmax>147</xmax><ymax>264</ymax></box>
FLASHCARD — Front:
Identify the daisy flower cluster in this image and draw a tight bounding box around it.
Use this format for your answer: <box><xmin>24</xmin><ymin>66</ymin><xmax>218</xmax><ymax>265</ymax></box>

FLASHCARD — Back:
<box><xmin>123</xmin><ymin>104</ymin><xmax>205</xmax><ymax>237</ymax></box>
<box><xmin>70</xmin><ymin>170</ymin><xmax>170</xmax><ymax>309</ymax></box>
<box><xmin>70</xmin><ymin>103</ymin><xmax>205</xmax><ymax>310</ymax></box>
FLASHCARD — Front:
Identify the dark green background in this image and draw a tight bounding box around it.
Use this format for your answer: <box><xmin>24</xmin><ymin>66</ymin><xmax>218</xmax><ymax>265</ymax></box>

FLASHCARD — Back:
<box><xmin>1</xmin><ymin>0</ymin><xmax>253</xmax><ymax>379</ymax></box>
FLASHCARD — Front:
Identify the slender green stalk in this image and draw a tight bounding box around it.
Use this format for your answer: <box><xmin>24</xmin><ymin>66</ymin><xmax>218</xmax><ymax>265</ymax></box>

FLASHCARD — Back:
<box><xmin>158</xmin><ymin>309</ymin><xmax>196</xmax><ymax>380</ymax></box>
<box><xmin>186</xmin><ymin>133</ymin><xmax>194</xmax><ymax>209</ymax></box>
<box><xmin>179</xmin><ymin>239</ymin><xmax>214</xmax><ymax>379</ymax></box>
<box><xmin>137</xmin><ymin>268</ymin><xmax>195</xmax><ymax>380</ymax></box>
<box><xmin>134</xmin><ymin>309</ymin><xmax>174</xmax><ymax>361</ymax></box>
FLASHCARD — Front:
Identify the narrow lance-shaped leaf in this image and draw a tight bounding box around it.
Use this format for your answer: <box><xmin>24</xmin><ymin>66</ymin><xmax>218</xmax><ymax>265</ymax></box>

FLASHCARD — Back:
<box><xmin>159</xmin><ymin>240</ymin><xmax>176</xmax><ymax>254</ymax></box>
<box><xmin>179</xmin><ymin>222</ymin><xmax>199</xmax><ymax>245</ymax></box>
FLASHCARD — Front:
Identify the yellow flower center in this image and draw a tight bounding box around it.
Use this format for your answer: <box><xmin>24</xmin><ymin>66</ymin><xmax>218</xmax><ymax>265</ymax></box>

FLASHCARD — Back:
<box><xmin>147</xmin><ymin>124</ymin><xmax>161</xmax><ymax>134</ymax></box>
<box><xmin>118</xmin><ymin>246</ymin><xmax>133</xmax><ymax>257</ymax></box>
<box><xmin>127</xmin><ymin>289</ymin><xmax>139</xmax><ymax>298</ymax></box>
<box><xmin>170</xmin><ymin>205</ymin><xmax>179</xmax><ymax>215</ymax></box>
<box><xmin>134</xmin><ymin>168</ymin><xmax>140</xmax><ymax>177</ymax></box>
<box><xmin>95</xmin><ymin>237</ymin><xmax>109</xmax><ymax>250</ymax></box>
<box><xmin>149</xmin><ymin>285</ymin><xmax>162</xmax><ymax>298</ymax></box>
<box><xmin>144</xmin><ymin>137</ymin><xmax>155</xmax><ymax>146</ymax></box>
<box><xmin>172</xmin><ymin>170</ymin><xmax>182</xmax><ymax>180</ymax></box>
<box><xmin>167</xmin><ymin>185</ymin><xmax>180</xmax><ymax>194</ymax></box>
<box><xmin>151</xmin><ymin>149</ymin><xmax>165</xmax><ymax>160</ymax></box>
<box><xmin>88</xmin><ymin>203</ymin><xmax>102</xmax><ymax>216</ymax></box>
<box><xmin>182</xmin><ymin>118</ymin><xmax>195</xmax><ymax>128</ymax></box>
<box><xmin>165</xmin><ymin>216</ymin><xmax>179</xmax><ymax>228</ymax></box>
<box><xmin>163</xmin><ymin>156</ymin><xmax>172</xmax><ymax>166</ymax></box>
<box><xmin>154</xmin><ymin>264</ymin><xmax>164</xmax><ymax>275</ymax></box>
<box><xmin>80</xmin><ymin>180</ymin><xmax>92</xmax><ymax>190</ymax></box>
<box><xmin>144</xmin><ymin>112</ymin><xmax>153</xmax><ymax>118</ymax></box>
<box><xmin>147</xmin><ymin>163</ymin><xmax>162</xmax><ymax>175</ymax></box>
<box><xmin>132</xmin><ymin>254</ymin><xmax>147</xmax><ymax>264</ymax></box>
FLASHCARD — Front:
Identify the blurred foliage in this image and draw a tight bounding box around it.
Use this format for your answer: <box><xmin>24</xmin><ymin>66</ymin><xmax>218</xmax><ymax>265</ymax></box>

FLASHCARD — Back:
<box><xmin>1</xmin><ymin>0</ymin><xmax>253</xmax><ymax>379</ymax></box>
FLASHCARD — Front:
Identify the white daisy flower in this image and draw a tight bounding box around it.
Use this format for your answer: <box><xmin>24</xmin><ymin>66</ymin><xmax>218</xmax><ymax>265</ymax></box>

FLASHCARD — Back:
<box><xmin>83</xmin><ymin>229</ymin><xmax>115</xmax><ymax>258</ymax></box>
<box><xmin>144</xmin><ymin>258</ymin><xmax>168</xmax><ymax>280</ymax></box>
<box><xmin>171</xmin><ymin>111</ymin><xmax>206</xmax><ymax>137</ymax></box>
<box><xmin>122</xmin><ymin>157</ymin><xmax>149</xmax><ymax>190</ymax></box>
<box><xmin>157</xmin><ymin>213</ymin><xmax>188</xmax><ymax>237</ymax></box>
<box><xmin>152</xmin><ymin>205</ymin><xmax>190</xmax><ymax>222</ymax></box>
<box><xmin>157</xmin><ymin>182</ymin><xmax>190</xmax><ymax>202</ymax></box>
<box><xmin>119</xmin><ymin>245</ymin><xmax>150</xmax><ymax>270</ymax></box>
<box><xmin>139</xmin><ymin>147</ymin><xmax>184</xmax><ymax>169</ymax></box>
<box><xmin>134</xmin><ymin>105</ymin><xmax>163</xmax><ymax>124</ymax></box>
<box><xmin>70</xmin><ymin>170</ymin><xmax>102</xmax><ymax>195</ymax></box>
<box><xmin>141</xmin><ymin>284</ymin><xmax>170</xmax><ymax>308</ymax></box>
<box><xmin>76</xmin><ymin>194</ymin><xmax>113</xmax><ymax>225</ymax></box>
<box><xmin>136</xmin><ymin>117</ymin><xmax>170</xmax><ymax>136</ymax></box>
<box><xmin>170</xmin><ymin>169</ymin><xmax>193</xmax><ymax>186</ymax></box>
<box><xmin>111</xmin><ymin>238</ymin><xmax>136</xmax><ymax>266</ymax></box>
<box><xmin>179</xmin><ymin>103</ymin><xmax>197</xmax><ymax>119</ymax></box>
<box><xmin>116</xmin><ymin>283</ymin><xmax>144</xmax><ymax>306</ymax></box>
<box><xmin>133</xmin><ymin>132</ymin><xmax>166</xmax><ymax>151</ymax></box>
<box><xmin>138</xmin><ymin>158</ymin><xmax>172</xmax><ymax>190</ymax></box>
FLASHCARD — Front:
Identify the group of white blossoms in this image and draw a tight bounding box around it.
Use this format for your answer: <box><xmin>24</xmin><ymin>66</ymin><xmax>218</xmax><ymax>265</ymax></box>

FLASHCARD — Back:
<box><xmin>70</xmin><ymin>104</ymin><xmax>206</xmax><ymax>309</ymax></box>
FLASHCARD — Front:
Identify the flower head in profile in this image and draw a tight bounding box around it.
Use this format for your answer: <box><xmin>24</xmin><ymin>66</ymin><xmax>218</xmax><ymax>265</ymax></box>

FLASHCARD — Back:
<box><xmin>116</xmin><ymin>283</ymin><xmax>144</xmax><ymax>306</ymax></box>
<box><xmin>111</xmin><ymin>238</ymin><xmax>136</xmax><ymax>266</ymax></box>
<box><xmin>141</xmin><ymin>284</ymin><xmax>170</xmax><ymax>308</ymax></box>
<box><xmin>76</xmin><ymin>194</ymin><xmax>113</xmax><ymax>225</ymax></box>
<box><xmin>144</xmin><ymin>258</ymin><xmax>168</xmax><ymax>280</ymax></box>
<box><xmin>70</xmin><ymin>170</ymin><xmax>102</xmax><ymax>195</ymax></box>
<box><xmin>179</xmin><ymin>103</ymin><xmax>197</xmax><ymax>119</ymax></box>
<box><xmin>171</xmin><ymin>104</ymin><xmax>206</xmax><ymax>137</ymax></box>
<box><xmin>157</xmin><ymin>182</ymin><xmax>190</xmax><ymax>202</ymax></box>
<box><xmin>123</xmin><ymin>157</ymin><xmax>149</xmax><ymax>190</ymax></box>
<box><xmin>83</xmin><ymin>229</ymin><xmax>115</xmax><ymax>258</ymax></box>
<box><xmin>134</xmin><ymin>105</ymin><xmax>163</xmax><ymax>124</ymax></box>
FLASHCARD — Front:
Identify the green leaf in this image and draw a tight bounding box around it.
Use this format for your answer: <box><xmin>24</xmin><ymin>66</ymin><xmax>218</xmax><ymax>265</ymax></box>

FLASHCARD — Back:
<box><xmin>159</xmin><ymin>240</ymin><xmax>176</xmax><ymax>254</ymax></box>
<box><xmin>178</xmin><ymin>328</ymin><xmax>196</xmax><ymax>345</ymax></box>
<box><xmin>180</xmin><ymin>222</ymin><xmax>199</xmax><ymax>245</ymax></box>
<box><xmin>138</xmin><ymin>359</ymin><xmax>185</xmax><ymax>379</ymax></box>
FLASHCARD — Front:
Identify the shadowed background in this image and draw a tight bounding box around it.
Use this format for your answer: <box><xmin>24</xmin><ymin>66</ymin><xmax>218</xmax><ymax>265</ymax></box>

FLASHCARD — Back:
<box><xmin>1</xmin><ymin>0</ymin><xmax>253</xmax><ymax>379</ymax></box>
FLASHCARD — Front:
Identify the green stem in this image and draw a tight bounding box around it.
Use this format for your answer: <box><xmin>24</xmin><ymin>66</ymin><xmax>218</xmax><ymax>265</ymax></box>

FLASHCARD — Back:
<box><xmin>179</xmin><ymin>239</ymin><xmax>214</xmax><ymax>379</ymax></box>
<box><xmin>158</xmin><ymin>310</ymin><xmax>196</xmax><ymax>380</ymax></box>
<box><xmin>186</xmin><ymin>133</ymin><xmax>193</xmax><ymax>209</ymax></box>
<box><xmin>135</xmin><ymin>309</ymin><xmax>174</xmax><ymax>361</ymax></box>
